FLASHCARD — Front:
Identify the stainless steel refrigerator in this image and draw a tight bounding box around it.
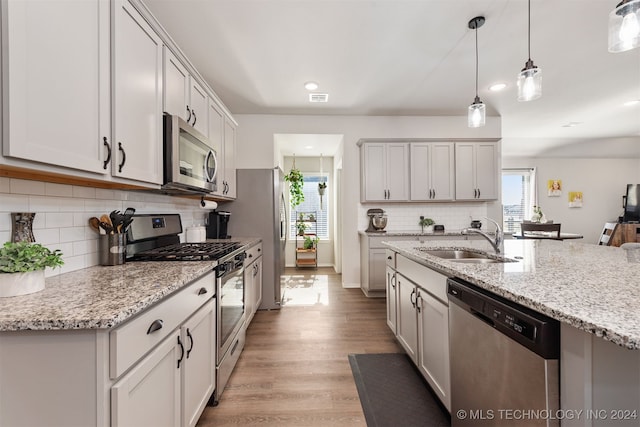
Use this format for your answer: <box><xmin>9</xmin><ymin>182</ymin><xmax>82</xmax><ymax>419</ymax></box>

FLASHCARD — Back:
<box><xmin>226</xmin><ymin>167</ymin><xmax>286</xmax><ymax>310</ymax></box>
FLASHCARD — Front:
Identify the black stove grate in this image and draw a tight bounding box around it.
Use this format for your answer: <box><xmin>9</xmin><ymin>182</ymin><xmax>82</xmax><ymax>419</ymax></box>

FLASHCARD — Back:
<box><xmin>131</xmin><ymin>241</ymin><xmax>243</xmax><ymax>261</ymax></box>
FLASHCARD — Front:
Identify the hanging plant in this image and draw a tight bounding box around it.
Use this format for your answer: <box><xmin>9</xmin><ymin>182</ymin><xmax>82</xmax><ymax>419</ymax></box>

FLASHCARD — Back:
<box><xmin>285</xmin><ymin>167</ymin><xmax>305</xmax><ymax>208</ymax></box>
<box><xmin>318</xmin><ymin>182</ymin><xmax>327</xmax><ymax>195</ymax></box>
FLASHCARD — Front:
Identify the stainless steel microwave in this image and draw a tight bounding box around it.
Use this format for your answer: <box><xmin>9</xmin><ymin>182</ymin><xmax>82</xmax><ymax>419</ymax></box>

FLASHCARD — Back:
<box><xmin>162</xmin><ymin>113</ymin><xmax>217</xmax><ymax>194</ymax></box>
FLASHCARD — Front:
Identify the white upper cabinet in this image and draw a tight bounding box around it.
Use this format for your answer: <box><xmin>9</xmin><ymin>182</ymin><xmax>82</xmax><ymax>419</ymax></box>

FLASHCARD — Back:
<box><xmin>361</xmin><ymin>142</ymin><xmax>409</xmax><ymax>202</ymax></box>
<box><xmin>112</xmin><ymin>0</ymin><xmax>164</xmax><ymax>185</ymax></box>
<box><xmin>163</xmin><ymin>47</ymin><xmax>208</xmax><ymax>135</ymax></box>
<box><xmin>2</xmin><ymin>0</ymin><xmax>111</xmax><ymax>175</ymax></box>
<box><xmin>164</xmin><ymin>48</ymin><xmax>190</xmax><ymax>120</ymax></box>
<box><xmin>189</xmin><ymin>80</ymin><xmax>208</xmax><ymax>136</ymax></box>
<box><xmin>454</xmin><ymin>142</ymin><xmax>498</xmax><ymax>200</ymax></box>
<box><xmin>410</xmin><ymin>142</ymin><xmax>454</xmax><ymax>201</ymax></box>
<box><xmin>222</xmin><ymin>117</ymin><xmax>237</xmax><ymax>198</ymax></box>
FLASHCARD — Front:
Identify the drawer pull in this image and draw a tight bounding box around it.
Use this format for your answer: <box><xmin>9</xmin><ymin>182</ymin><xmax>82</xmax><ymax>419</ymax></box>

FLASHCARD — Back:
<box><xmin>186</xmin><ymin>328</ymin><xmax>194</xmax><ymax>358</ymax></box>
<box><xmin>177</xmin><ymin>336</ymin><xmax>185</xmax><ymax>369</ymax></box>
<box><xmin>198</xmin><ymin>287</ymin><xmax>208</xmax><ymax>295</ymax></box>
<box><xmin>146</xmin><ymin>319</ymin><xmax>163</xmax><ymax>334</ymax></box>
<box><xmin>387</xmin><ymin>256</ymin><xmax>392</xmax><ymax>260</ymax></box>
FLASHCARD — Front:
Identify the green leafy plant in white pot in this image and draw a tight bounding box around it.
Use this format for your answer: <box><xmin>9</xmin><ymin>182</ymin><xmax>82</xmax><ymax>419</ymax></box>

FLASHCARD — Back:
<box><xmin>419</xmin><ymin>216</ymin><xmax>435</xmax><ymax>233</ymax></box>
<box><xmin>0</xmin><ymin>241</ymin><xmax>64</xmax><ymax>297</ymax></box>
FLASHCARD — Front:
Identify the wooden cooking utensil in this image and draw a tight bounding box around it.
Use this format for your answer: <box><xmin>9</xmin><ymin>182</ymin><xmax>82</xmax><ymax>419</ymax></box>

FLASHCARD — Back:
<box><xmin>88</xmin><ymin>217</ymin><xmax>102</xmax><ymax>234</ymax></box>
<box><xmin>100</xmin><ymin>214</ymin><xmax>113</xmax><ymax>234</ymax></box>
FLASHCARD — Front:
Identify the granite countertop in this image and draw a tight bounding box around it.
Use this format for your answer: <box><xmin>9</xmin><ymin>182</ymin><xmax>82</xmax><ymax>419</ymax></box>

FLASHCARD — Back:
<box><xmin>0</xmin><ymin>237</ymin><xmax>260</xmax><ymax>332</ymax></box>
<box><xmin>384</xmin><ymin>239</ymin><xmax>640</xmax><ymax>349</ymax></box>
<box><xmin>360</xmin><ymin>230</ymin><xmax>472</xmax><ymax>237</ymax></box>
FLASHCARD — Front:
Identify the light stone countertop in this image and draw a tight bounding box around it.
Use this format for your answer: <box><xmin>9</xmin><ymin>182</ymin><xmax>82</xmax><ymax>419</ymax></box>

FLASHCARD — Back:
<box><xmin>383</xmin><ymin>239</ymin><xmax>640</xmax><ymax>349</ymax></box>
<box><xmin>0</xmin><ymin>237</ymin><xmax>260</xmax><ymax>332</ymax></box>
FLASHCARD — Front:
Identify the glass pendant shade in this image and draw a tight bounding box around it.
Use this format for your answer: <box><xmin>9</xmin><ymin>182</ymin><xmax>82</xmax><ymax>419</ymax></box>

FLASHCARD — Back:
<box><xmin>468</xmin><ymin>97</ymin><xmax>486</xmax><ymax>128</ymax></box>
<box><xmin>517</xmin><ymin>60</ymin><xmax>542</xmax><ymax>102</ymax></box>
<box><xmin>609</xmin><ymin>0</ymin><xmax>640</xmax><ymax>52</ymax></box>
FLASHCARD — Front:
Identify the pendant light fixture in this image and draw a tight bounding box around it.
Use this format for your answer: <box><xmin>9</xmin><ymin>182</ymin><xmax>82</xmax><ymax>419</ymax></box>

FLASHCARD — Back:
<box><xmin>517</xmin><ymin>0</ymin><xmax>542</xmax><ymax>102</ymax></box>
<box><xmin>468</xmin><ymin>16</ymin><xmax>486</xmax><ymax>128</ymax></box>
<box><xmin>609</xmin><ymin>0</ymin><xmax>640</xmax><ymax>52</ymax></box>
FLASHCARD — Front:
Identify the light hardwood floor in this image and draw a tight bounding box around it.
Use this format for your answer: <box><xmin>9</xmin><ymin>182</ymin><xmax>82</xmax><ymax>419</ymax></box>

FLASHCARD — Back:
<box><xmin>196</xmin><ymin>267</ymin><xmax>403</xmax><ymax>426</ymax></box>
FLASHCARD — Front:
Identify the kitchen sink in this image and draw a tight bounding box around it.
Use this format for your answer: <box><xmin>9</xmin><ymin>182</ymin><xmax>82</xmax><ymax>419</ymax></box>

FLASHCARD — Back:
<box><xmin>418</xmin><ymin>248</ymin><xmax>513</xmax><ymax>263</ymax></box>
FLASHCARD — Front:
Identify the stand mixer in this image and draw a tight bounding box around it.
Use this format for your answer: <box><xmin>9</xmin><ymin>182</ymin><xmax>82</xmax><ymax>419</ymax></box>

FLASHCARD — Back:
<box><xmin>366</xmin><ymin>208</ymin><xmax>387</xmax><ymax>232</ymax></box>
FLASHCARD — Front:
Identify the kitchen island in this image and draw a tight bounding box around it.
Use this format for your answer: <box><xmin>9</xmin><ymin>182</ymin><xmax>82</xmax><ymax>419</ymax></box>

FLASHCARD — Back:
<box><xmin>384</xmin><ymin>238</ymin><xmax>640</xmax><ymax>427</ymax></box>
<box><xmin>0</xmin><ymin>237</ymin><xmax>260</xmax><ymax>427</ymax></box>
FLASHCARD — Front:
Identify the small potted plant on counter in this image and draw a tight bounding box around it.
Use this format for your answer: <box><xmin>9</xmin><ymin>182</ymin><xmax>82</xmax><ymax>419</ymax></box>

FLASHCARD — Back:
<box><xmin>419</xmin><ymin>216</ymin><xmax>435</xmax><ymax>234</ymax></box>
<box><xmin>0</xmin><ymin>241</ymin><xmax>64</xmax><ymax>297</ymax></box>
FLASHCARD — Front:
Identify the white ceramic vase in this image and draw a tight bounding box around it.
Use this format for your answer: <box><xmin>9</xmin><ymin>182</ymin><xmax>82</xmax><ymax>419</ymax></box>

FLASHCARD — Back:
<box><xmin>0</xmin><ymin>270</ymin><xmax>45</xmax><ymax>297</ymax></box>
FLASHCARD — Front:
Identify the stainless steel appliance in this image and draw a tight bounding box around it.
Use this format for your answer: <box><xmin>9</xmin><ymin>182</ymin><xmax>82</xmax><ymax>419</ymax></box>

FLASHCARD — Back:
<box><xmin>207</xmin><ymin>210</ymin><xmax>232</xmax><ymax>239</ymax></box>
<box><xmin>447</xmin><ymin>278</ymin><xmax>560</xmax><ymax>427</ymax></box>
<box><xmin>162</xmin><ymin>113</ymin><xmax>218</xmax><ymax>194</ymax></box>
<box><xmin>225</xmin><ymin>167</ymin><xmax>286</xmax><ymax>310</ymax></box>
<box><xmin>365</xmin><ymin>208</ymin><xmax>387</xmax><ymax>232</ymax></box>
<box><xmin>126</xmin><ymin>214</ymin><xmax>246</xmax><ymax>403</ymax></box>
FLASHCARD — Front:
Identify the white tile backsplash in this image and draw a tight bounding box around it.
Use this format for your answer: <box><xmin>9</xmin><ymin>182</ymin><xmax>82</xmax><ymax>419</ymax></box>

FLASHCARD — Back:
<box><xmin>359</xmin><ymin>202</ymin><xmax>489</xmax><ymax>232</ymax></box>
<box><xmin>1</xmin><ymin>179</ymin><xmax>209</xmax><ymax>276</ymax></box>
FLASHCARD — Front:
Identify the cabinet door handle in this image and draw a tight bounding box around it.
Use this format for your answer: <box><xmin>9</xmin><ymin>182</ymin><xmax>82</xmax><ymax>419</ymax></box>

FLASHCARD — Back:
<box><xmin>186</xmin><ymin>328</ymin><xmax>194</xmax><ymax>359</ymax></box>
<box><xmin>387</xmin><ymin>189</ymin><xmax>391</xmax><ymax>199</ymax></box>
<box><xmin>387</xmin><ymin>256</ymin><xmax>392</xmax><ymax>260</ymax></box>
<box><xmin>177</xmin><ymin>336</ymin><xmax>185</xmax><ymax>369</ymax></box>
<box><xmin>118</xmin><ymin>142</ymin><xmax>126</xmax><ymax>172</ymax></box>
<box><xmin>186</xmin><ymin>105</ymin><xmax>191</xmax><ymax>123</ymax></box>
<box><xmin>477</xmin><ymin>188</ymin><xmax>481</xmax><ymax>198</ymax></box>
<box><xmin>197</xmin><ymin>287</ymin><xmax>208</xmax><ymax>295</ymax></box>
<box><xmin>416</xmin><ymin>290</ymin><xmax>422</xmax><ymax>313</ymax></box>
<box><xmin>192</xmin><ymin>110</ymin><xmax>197</xmax><ymax>126</ymax></box>
<box><xmin>146</xmin><ymin>319</ymin><xmax>163</xmax><ymax>334</ymax></box>
<box><xmin>432</xmin><ymin>189</ymin><xmax>436</xmax><ymax>199</ymax></box>
<box><xmin>391</xmin><ymin>273</ymin><xmax>396</xmax><ymax>289</ymax></box>
<box><xmin>103</xmin><ymin>137</ymin><xmax>111</xmax><ymax>170</ymax></box>
<box><xmin>410</xmin><ymin>289</ymin><xmax>416</xmax><ymax>308</ymax></box>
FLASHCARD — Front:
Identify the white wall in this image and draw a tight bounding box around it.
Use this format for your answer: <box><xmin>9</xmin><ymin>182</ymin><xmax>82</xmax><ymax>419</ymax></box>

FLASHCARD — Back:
<box><xmin>503</xmin><ymin>157</ymin><xmax>640</xmax><ymax>244</ymax></box>
<box><xmin>0</xmin><ymin>177</ymin><xmax>210</xmax><ymax>276</ymax></box>
<box><xmin>234</xmin><ymin>114</ymin><xmax>502</xmax><ymax>287</ymax></box>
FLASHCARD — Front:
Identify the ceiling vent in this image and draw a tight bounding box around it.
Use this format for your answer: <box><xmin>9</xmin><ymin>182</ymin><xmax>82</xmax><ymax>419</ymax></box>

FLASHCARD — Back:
<box><xmin>309</xmin><ymin>93</ymin><xmax>329</xmax><ymax>103</ymax></box>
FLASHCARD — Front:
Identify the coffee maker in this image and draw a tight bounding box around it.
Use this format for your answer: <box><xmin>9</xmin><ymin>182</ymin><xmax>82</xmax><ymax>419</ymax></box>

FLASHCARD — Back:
<box><xmin>207</xmin><ymin>210</ymin><xmax>231</xmax><ymax>239</ymax></box>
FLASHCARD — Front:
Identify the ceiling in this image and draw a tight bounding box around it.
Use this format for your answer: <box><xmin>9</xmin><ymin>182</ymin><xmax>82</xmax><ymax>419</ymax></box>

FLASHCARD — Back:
<box><xmin>143</xmin><ymin>0</ymin><xmax>640</xmax><ymax>158</ymax></box>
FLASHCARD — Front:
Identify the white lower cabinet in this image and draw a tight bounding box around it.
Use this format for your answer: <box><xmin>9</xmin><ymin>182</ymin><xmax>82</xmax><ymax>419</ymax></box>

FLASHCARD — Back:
<box><xmin>386</xmin><ymin>265</ymin><xmax>398</xmax><ymax>334</ymax></box>
<box><xmin>181</xmin><ymin>300</ymin><xmax>216</xmax><ymax>427</ymax></box>
<box><xmin>391</xmin><ymin>254</ymin><xmax>451</xmax><ymax>411</ymax></box>
<box><xmin>112</xmin><ymin>330</ymin><xmax>182</xmax><ymax>427</ymax></box>
<box><xmin>244</xmin><ymin>243</ymin><xmax>263</xmax><ymax>327</ymax></box>
<box><xmin>416</xmin><ymin>288</ymin><xmax>450</xmax><ymax>410</ymax></box>
<box><xmin>112</xmin><ymin>289</ymin><xmax>216</xmax><ymax>427</ymax></box>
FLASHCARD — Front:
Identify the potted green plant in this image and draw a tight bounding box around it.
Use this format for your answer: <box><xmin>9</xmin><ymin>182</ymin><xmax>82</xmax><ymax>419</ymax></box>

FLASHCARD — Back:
<box><xmin>296</xmin><ymin>221</ymin><xmax>308</xmax><ymax>236</ymax></box>
<box><xmin>285</xmin><ymin>167</ymin><xmax>305</xmax><ymax>209</ymax></box>
<box><xmin>303</xmin><ymin>235</ymin><xmax>319</xmax><ymax>250</ymax></box>
<box><xmin>0</xmin><ymin>241</ymin><xmax>64</xmax><ymax>297</ymax></box>
<box><xmin>418</xmin><ymin>216</ymin><xmax>435</xmax><ymax>233</ymax></box>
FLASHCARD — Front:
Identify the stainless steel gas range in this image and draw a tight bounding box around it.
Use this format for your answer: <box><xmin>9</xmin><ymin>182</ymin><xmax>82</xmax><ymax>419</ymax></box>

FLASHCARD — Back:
<box><xmin>126</xmin><ymin>214</ymin><xmax>246</xmax><ymax>403</ymax></box>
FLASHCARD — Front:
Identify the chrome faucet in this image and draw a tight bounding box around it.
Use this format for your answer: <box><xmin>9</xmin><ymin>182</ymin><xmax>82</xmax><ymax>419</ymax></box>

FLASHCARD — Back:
<box><xmin>462</xmin><ymin>217</ymin><xmax>503</xmax><ymax>253</ymax></box>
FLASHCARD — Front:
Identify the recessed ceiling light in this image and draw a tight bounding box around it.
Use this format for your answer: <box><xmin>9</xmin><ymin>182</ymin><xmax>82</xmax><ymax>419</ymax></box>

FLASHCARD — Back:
<box><xmin>304</xmin><ymin>81</ymin><xmax>319</xmax><ymax>91</ymax></box>
<box><xmin>623</xmin><ymin>100</ymin><xmax>640</xmax><ymax>106</ymax></box>
<box><xmin>488</xmin><ymin>83</ymin><xmax>507</xmax><ymax>92</ymax></box>
<box><xmin>305</xmin><ymin>145</ymin><xmax>313</xmax><ymax>150</ymax></box>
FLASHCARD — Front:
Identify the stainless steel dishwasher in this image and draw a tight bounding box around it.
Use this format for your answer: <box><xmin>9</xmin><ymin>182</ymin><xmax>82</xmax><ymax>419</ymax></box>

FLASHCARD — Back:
<box><xmin>447</xmin><ymin>277</ymin><xmax>560</xmax><ymax>427</ymax></box>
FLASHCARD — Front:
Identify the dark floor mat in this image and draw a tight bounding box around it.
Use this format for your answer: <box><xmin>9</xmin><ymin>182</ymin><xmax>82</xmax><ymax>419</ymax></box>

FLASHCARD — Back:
<box><xmin>348</xmin><ymin>353</ymin><xmax>451</xmax><ymax>427</ymax></box>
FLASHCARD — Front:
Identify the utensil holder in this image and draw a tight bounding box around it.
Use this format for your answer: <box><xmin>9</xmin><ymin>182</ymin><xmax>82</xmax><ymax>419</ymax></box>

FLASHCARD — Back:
<box><xmin>99</xmin><ymin>234</ymin><xmax>126</xmax><ymax>266</ymax></box>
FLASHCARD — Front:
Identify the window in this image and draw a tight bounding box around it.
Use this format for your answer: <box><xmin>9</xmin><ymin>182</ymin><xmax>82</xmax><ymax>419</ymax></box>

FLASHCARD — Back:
<box><xmin>502</xmin><ymin>168</ymin><xmax>536</xmax><ymax>233</ymax></box>
<box><xmin>289</xmin><ymin>174</ymin><xmax>329</xmax><ymax>239</ymax></box>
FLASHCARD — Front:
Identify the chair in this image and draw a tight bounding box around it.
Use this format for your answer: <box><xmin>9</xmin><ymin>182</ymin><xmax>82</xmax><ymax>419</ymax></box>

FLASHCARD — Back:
<box><xmin>521</xmin><ymin>222</ymin><xmax>561</xmax><ymax>238</ymax></box>
<box><xmin>598</xmin><ymin>222</ymin><xmax>618</xmax><ymax>246</ymax></box>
